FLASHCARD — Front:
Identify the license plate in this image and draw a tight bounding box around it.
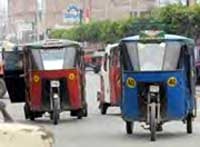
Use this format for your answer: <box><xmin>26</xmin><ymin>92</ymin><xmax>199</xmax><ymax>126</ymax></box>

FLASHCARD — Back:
<box><xmin>150</xmin><ymin>85</ymin><xmax>159</xmax><ymax>93</ymax></box>
<box><xmin>50</xmin><ymin>80</ymin><xmax>60</xmax><ymax>87</ymax></box>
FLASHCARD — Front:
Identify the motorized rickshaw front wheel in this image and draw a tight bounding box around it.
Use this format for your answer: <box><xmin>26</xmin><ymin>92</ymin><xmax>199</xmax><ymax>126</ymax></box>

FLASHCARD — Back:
<box><xmin>126</xmin><ymin>121</ymin><xmax>133</xmax><ymax>134</ymax></box>
<box><xmin>186</xmin><ymin>114</ymin><xmax>193</xmax><ymax>134</ymax></box>
<box><xmin>150</xmin><ymin>103</ymin><xmax>156</xmax><ymax>141</ymax></box>
<box><xmin>52</xmin><ymin>98</ymin><xmax>60</xmax><ymax>125</ymax></box>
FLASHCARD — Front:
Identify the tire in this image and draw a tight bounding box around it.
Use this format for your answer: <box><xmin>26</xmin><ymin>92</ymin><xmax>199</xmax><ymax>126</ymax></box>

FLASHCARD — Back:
<box><xmin>0</xmin><ymin>79</ymin><xmax>6</xmax><ymax>98</ymax></box>
<box><xmin>52</xmin><ymin>98</ymin><xmax>60</xmax><ymax>125</ymax></box>
<box><xmin>150</xmin><ymin>103</ymin><xmax>156</xmax><ymax>141</ymax></box>
<box><xmin>126</xmin><ymin>121</ymin><xmax>133</xmax><ymax>134</ymax></box>
<box><xmin>186</xmin><ymin>114</ymin><xmax>192</xmax><ymax>134</ymax></box>
<box><xmin>24</xmin><ymin>104</ymin><xmax>29</xmax><ymax>120</ymax></box>
<box><xmin>24</xmin><ymin>104</ymin><xmax>30</xmax><ymax>119</ymax></box>
<box><xmin>24</xmin><ymin>104</ymin><xmax>35</xmax><ymax>120</ymax></box>
<box><xmin>30</xmin><ymin>114</ymin><xmax>35</xmax><ymax>121</ymax></box>
<box><xmin>101</xmin><ymin>103</ymin><xmax>108</xmax><ymax>115</ymax></box>
<box><xmin>83</xmin><ymin>105</ymin><xmax>88</xmax><ymax>117</ymax></box>
<box><xmin>77</xmin><ymin>110</ymin><xmax>83</xmax><ymax>119</ymax></box>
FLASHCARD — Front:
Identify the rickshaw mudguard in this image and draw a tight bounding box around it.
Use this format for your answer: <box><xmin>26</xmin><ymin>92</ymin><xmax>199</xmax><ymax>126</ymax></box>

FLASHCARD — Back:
<box><xmin>121</xmin><ymin>70</ymin><xmax>192</xmax><ymax>121</ymax></box>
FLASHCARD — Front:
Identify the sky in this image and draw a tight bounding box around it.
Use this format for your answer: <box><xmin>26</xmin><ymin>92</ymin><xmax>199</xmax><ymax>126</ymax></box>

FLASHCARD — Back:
<box><xmin>0</xmin><ymin>0</ymin><xmax>7</xmax><ymax>11</ymax></box>
<box><xmin>0</xmin><ymin>0</ymin><xmax>199</xmax><ymax>12</ymax></box>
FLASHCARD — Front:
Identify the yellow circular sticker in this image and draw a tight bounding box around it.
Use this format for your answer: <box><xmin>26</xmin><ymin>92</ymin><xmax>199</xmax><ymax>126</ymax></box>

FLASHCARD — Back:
<box><xmin>68</xmin><ymin>73</ymin><xmax>75</xmax><ymax>80</ymax></box>
<box><xmin>33</xmin><ymin>75</ymin><xmax>40</xmax><ymax>83</ymax></box>
<box><xmin>167</xmin><ymin>77</ymin><xmax>177</xmax><ymax>87</ymax></box>
<box><xmin>126</xmin><ymin>77</ymin><xmax>136</xmax><ymax>88</ymax></box>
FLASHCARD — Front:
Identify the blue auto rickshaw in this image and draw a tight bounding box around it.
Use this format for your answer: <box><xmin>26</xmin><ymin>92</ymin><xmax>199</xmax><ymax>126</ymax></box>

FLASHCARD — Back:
<box><xmin>120</xmin><ymin>30</ymin><xmax>196</xmax><ymax>141</ymax></box>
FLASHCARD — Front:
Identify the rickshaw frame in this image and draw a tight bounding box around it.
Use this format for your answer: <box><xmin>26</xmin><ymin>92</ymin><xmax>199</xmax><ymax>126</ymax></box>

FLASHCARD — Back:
<box><xmin>3</xmin><ymin>39</ymin><xmax>87</xmax><ymax>124</ymax></box>
<box><xmin>98</xmin><ymin>43</ymin><xmax>121</xmax><ymax>114</ymax></box>
<box><xmin>119</xmin><ymin>33</ymin><xmax>197</xmax><ymax>141</ymax></box>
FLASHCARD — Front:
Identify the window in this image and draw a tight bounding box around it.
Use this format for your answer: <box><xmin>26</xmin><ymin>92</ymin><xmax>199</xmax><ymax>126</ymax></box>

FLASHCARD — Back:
<box><xmin>125</xmin><ymin>41</ymin><xmax>181</xmax><ymax>71</ymax></box>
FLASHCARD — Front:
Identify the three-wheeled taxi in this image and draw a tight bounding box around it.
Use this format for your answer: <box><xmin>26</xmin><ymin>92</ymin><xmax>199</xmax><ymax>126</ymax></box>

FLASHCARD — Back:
<box><xmin>120</xmin><ymin>31</ymin><xmax>196</xmax><ymax>141</ymax></box>
<box><xmin>3</xmin><ymin>39</ymin><xmax>87</xmax><ymax>124</ymax></box>
<box><xmin>97</xmin><ymin>44</ymin><xmax>121</xmax><ymax>114</ymax></box>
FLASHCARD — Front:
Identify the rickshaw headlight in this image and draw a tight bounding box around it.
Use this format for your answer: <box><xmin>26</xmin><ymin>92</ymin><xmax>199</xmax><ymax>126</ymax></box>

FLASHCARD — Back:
<box><xmin>51</xmin><ymin>80</ymin><xmax>60</xmax><ymax>87</ymax></box>
<box><xmin>150</xmin><ymin>85</ymin><xmax>160</xmax><ymax>93</ymax></box>
<box><xmin>33</xmin><ymin>75</ymin><xmax>40</xmax><ymax>83</ymax></box>
<box><xmin>167</xmin><ymin>77</ymin><xmax>177</xmax><ymax>87</ymax></box>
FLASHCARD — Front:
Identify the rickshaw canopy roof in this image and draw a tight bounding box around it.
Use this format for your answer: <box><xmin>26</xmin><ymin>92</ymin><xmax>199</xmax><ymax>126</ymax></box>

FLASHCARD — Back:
<box><xmin>24</xmin><ymin>39</ymin><xmax>82</xmax><ymax>50</ymax></box>
<box><xmin>121</xmin><ymin>34</ymin><xmax>195</xmax><ymax>47</ymax></box>
<box><xmin>105</xmin><ymin>43</ymin><xmax>119</xmax><ymax>54</ymax></box>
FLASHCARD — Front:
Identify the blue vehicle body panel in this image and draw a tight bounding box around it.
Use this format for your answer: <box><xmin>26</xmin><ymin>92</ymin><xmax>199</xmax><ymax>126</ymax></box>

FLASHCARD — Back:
<box><xmin>121</xmin><ymin>70</ymin><xmax>193</xmax><ymax>121</ymax></box>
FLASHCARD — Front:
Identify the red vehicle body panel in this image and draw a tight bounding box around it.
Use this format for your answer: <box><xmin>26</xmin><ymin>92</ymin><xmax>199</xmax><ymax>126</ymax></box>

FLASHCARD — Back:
<box><xmin>30</xmin><ymin>69</ymin><xmax>82</xmax><ymax>111</ymax></box>
<box><xmin>84</xmin><ymin>55</ymin><xmax>92</xmax><ymax>64</ymax></box>
<box><xmin>99</xmin><ymin>46</ymin><xmax>121</xmax><ymax>106</ymax></box>
<box><xmin>110</xmin><ymin>67</ymin><xmax>121</xmax><ymax>105</ymax></box>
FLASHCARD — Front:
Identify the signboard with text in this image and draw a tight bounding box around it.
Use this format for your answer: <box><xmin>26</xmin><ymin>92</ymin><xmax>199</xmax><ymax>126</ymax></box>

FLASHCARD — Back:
<box><xmin>63</xmin><ymin>4</ymin><xmax>81</xmax><ymax>24</ymax></box>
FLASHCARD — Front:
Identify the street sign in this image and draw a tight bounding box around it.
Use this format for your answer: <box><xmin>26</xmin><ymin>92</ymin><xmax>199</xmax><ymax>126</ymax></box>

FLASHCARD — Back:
<box><xmin>63</xmin><ymin>4</ymin><xmax>81</xmax><ymax>24</ymax></box>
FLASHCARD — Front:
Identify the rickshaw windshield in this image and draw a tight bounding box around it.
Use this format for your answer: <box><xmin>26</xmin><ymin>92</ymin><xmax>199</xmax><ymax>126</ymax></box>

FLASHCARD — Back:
<box><xmin>31</xmin><ymin>46</ymin><xmax>77</xmax><ymax>70</ymax></box>
<box><xmin>125</xmin><ymin>41</ymin><xmax>181</xmax><ymax>71</ymax></box>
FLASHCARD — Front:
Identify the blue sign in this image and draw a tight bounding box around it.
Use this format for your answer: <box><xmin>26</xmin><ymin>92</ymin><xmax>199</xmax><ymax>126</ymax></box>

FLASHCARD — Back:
<box><xmin>63</xmin><ymin>4</ymin><xmax>81</xmax><ymax>24</ymax></box>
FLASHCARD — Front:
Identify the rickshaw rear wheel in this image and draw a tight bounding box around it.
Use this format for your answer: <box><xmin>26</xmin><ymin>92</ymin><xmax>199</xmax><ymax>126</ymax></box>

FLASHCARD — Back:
<box><xmin>126</xmin><ymin>121</ymin><xmax>133</xmax><ymax>134</ymax></box>
<box><xmin>30</xmin><ymin>114</ymin><xmax>35</xmax><ymax>121</ymax></box>
<box><xmin>186</xmin><ymin>114</ymin><xmax>192</xmax><ymax>134</ymax></box>
<box><xmin>77</xmin><ymin>111</ymin><xmax>83</xmax><ymax>119</ymax></box>
<box><xmin>83</xmin><ymin>104</ymin><xmax>88</xmax><ymax>117</ymax></box>
<box><xmin>150</xmin><ymin>103</ymin><xmax>156</xmax><ymax>141</ymax></box>
<box><xmin>101</xmin><ymin>103</ymin><xmax>108</xmax><ymax>115</ymax></box>
<box><xmin>24</xmin><ymin>104</ymin><xmax>29</xmax><ymax>120</ymax></box>
<box><xmin>24</xmin><ymin>104</ymin><xmax>35</xmax><ymax>120</ymax></box>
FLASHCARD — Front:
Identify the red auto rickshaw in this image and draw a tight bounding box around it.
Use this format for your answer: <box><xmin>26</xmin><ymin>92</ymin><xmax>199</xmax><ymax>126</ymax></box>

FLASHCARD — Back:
<box><xmin>3</xmin><ymin>39</ymin><xmax>87</xmax><ymax>124</ymax></box>
<box><xmin>97</xmin><ymin>43</ymin><xmax>121</xmax><ymax>114</ymax></box>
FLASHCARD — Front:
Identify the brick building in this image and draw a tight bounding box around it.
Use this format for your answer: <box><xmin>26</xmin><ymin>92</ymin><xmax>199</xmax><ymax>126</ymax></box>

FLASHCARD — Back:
<box><xmin>43</xmin><ymin>0</ymin><xmax>158</xmax><ymax>28</ymax></box>
<box><xmin>8</xmin><ymin>0</ymin><xmax>163</xmax><ymax>42</ymax></box>
<box><xmin>8</xmin><ymin>0</ymin><xmax>37</xmax><ymax>42</ymax></box>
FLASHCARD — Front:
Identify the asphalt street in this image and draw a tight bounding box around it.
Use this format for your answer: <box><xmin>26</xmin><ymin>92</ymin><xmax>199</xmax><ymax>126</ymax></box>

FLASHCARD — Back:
<box><xmin>1</xmin><ymin>72</ymin><xmax>200</xmax><ymax>147</ymax></box>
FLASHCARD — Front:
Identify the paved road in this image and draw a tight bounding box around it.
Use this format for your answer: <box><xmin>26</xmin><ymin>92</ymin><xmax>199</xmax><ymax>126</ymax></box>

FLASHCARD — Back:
<box><xmin>1</xmin><ymin>72</ymin><xmax>200</xmax><ymax>147</ymax></box>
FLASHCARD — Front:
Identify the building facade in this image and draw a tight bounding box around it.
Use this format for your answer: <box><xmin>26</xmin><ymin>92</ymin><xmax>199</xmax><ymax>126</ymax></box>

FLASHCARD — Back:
<box><xmin>9</xmin><ymin>0</ymin><xmax>189</xmax><ymax>42</ymax></box>
<box><xmin>43</xmin><ymin>0</ymin><xmax>158</xmax><ymax>28</ymax></box>
<box><xmin>8</xmin><ymin>0</ymin><xmax>37</xmax><ymax>42</ymax></box>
